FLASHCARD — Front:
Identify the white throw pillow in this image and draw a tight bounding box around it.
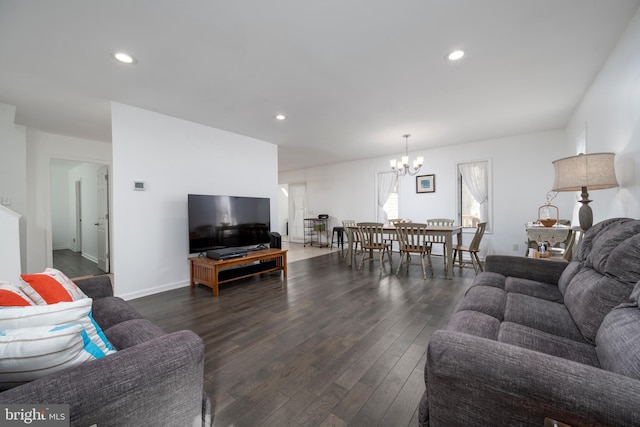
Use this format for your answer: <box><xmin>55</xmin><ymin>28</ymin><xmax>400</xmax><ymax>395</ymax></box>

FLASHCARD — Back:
<box><xmin>0</xmin><ymin>323</ymin><xmax>99</xmax><ymax>390</ymax></box>
<box><xmin>0</xmin><ymin>298</ymin><xmax>115</xmax><ymax>355</ymax></box>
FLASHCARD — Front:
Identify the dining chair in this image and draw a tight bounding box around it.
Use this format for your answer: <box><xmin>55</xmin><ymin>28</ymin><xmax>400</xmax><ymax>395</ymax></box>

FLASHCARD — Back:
<box><xmin>395</xmin><ymin>222</ymin><xmax>433</xmax><ymax>279</ymax></box>
<box><xmin>356</xmin><ymin>222</ymin><xmax>392</xmax><ymax>272</ymax></box>
<box><xmin>386</xmin><ymin>218</ymin><xmax>411</xmax><ymax>250</ymax></box>
<box><xmin>452</xmin><ymin>222</ymin><xmax>487</xmax><ymax>274</ymax></box>
<box><xmin>342</xmin><ymin>219</ymin><xmax>361</xmax><ymax>263</ymax></box>
<box><xmin>426</xmin><ymin>218</ymin><xmax>454</xmax><ymax>268</ymax></box>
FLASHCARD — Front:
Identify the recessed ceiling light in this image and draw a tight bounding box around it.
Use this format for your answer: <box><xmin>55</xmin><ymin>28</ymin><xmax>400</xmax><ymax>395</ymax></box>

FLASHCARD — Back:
<box><xmin>113</xmin><ymin>51</ymin><xmax>136</xmax><ymax>64</ymax></box>
<box><xmin>447</xmin><ymin>50</ymin><xmax>465</xmax><ymax>61</ymax></box>
<box><xmin>275</xmin><ymin>114</ymin><xmax>286</xmax><ymax>120</ymax></box>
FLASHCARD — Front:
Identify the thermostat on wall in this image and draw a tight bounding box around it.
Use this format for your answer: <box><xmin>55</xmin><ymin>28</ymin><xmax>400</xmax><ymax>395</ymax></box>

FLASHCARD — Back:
<box><xmin>133</xmin><ymin>181</ymin><xmax>146</xmax><ymax>191</ymax></box>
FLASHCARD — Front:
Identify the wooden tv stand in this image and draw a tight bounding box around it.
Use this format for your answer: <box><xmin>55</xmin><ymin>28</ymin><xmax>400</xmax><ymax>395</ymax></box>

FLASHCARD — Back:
<box><xmin>189</xmin><ymin>248</ymin><xmax>287</xmax><ymax>296</ymax></box>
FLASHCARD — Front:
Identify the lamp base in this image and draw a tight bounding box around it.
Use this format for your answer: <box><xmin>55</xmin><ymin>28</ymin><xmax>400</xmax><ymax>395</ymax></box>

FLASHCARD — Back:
<box><xmin>578</xmin><ymin>186</ymin><xmax>593</xmax><ymax>232</ymax></box>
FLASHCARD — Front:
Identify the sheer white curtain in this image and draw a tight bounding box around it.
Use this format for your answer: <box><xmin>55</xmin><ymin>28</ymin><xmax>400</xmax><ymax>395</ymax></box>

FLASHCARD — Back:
<box><xmin>458</xmin><ymin>161</ymin><xmax>488</xmax><ymax>223</ymax></box>
<box><xmin>288</xmin><ymin>183</ymin><xmax>307</xmax><ymax>243</ymax></box>
<box><xmin>377</xmin><ymin>172</ymin><xmax>397</xmax><ymax>223</ymax></box>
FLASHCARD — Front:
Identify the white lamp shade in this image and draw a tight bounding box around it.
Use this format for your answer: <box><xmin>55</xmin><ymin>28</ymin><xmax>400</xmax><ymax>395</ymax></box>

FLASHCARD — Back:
<box><xmin>552</xmin><ymin>153</ymin><xmax>618</xmax><ymax>192</ymax></box>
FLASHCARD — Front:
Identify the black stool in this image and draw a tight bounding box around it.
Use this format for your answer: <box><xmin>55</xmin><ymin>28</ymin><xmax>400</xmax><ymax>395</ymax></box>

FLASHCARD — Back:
<box><xmin>331</xmin><ymin>226</ymin><xmax>345</xmax><ymax>249</ymax></box>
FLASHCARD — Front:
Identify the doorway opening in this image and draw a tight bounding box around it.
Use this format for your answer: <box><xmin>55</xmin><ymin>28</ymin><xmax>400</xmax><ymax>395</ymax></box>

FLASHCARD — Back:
<box><xmin>50</xmin><ymin>159</ymin><xmax>110</xmax><ymax>278</ymax></box>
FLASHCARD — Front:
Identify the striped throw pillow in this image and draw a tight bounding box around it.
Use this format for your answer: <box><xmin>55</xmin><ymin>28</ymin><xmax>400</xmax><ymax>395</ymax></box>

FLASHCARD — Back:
<box><xmin>0</xmin><ymin>298</ymin><xmax>115</xmax><ymax>359</ymax></box>
<box><xmin>20</xmin><ymin>268</ymin><xmax>88</xmax><ymax>305</ymax></box>
<box><xmin>0</xmin><ymin>323</ymin><xmax>101</xmax><ymax>390</ymax></box>
<box><xmin>0</xmin><ymin>282</ymin><xmax>36</xmax><ymax>307</ymax></box>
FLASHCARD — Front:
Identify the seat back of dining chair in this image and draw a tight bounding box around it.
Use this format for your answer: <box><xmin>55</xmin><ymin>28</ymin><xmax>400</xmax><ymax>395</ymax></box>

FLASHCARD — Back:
<box><xmin>356</xmin><ymin>222</ymin><xmax>386</xmax><ymax>248</ymax></box>
<box><xmin>395</xmin><ymin>223</ymin><xmax>430</xmax><ymax>252</ymax></box>
<box><xmin>468</xmin><ymin>222</ymin><xmax>487</xmax><ymax>252</ymax></box>
<box><xmin>343</xmin><ymin>220</ymin><xmax>359</xmax><ymax>242</ymax></box>
<box><xmin>426</xmin><ymin>218</ymin><xmax>454</xmax><ymax>243</ymax></box>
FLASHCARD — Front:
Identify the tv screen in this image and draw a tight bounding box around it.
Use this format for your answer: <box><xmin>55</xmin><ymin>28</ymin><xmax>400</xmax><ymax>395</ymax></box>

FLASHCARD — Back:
<box><xmin>188</xmin><ymin>194</ymin><xmax>271</xmax><ymax>254</ymax></box>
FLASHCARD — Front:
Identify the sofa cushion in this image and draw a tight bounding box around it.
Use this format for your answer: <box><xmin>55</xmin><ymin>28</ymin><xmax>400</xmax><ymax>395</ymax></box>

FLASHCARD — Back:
<box><xmin>563</xmin><ymin>219</ymin><xmax>640</xmax><ymax>344</ymax></box>
<box><xmin>104</xmin><ymin>319</ymin><xmax>166</xmax><ymax>350</ymax></box>
<box><xmin>458</xmin><ymin>285</ymin><xmax>506</xmax><ymax>321</ymax></box>
<box><xmin>557</xmin><ymin>260</ymin><xmax>582</xmax><ymax>296</ymax></box>
<box><xmin>445</xmin><ymin>310</ymin><xmax>500</xmax><ymax>340</ymax></box>
<box><xmin>91</xmin><ymin>296</ymin><xmax>144</xmax><ymax>330</ymax></box>
<box><xmin>498</xmin><ymin>322</ymin><xmax>599</xmax><ymax>367</ymax></box>
<box><xmin>595</xmin><ymin>304</ymin><xmax>640</xmax><ymax>381</ymax></box>
<box><xmin>503</xmin><ymin>293</ymin><xmax>585</xmax><ymax>342</ymax></box>
<box><xmin>505</xmin><ymin>277</ymin><xmax>563</xmax><ymax>303</ymax></box>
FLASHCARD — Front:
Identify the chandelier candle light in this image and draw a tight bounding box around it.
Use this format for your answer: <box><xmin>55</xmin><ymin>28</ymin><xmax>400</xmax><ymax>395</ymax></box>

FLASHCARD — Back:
<box><xmin>390</xmin><ymin>134</ymin><xmax>424</xmax><ymax>176</ymax></box>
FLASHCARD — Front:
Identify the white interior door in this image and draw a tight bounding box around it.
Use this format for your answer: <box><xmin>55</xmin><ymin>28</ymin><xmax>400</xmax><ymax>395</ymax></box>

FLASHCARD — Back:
<box><xmin>96</xmin><ymin>166</ymin><xmax>110</xmax><ymax>272</ymax></box>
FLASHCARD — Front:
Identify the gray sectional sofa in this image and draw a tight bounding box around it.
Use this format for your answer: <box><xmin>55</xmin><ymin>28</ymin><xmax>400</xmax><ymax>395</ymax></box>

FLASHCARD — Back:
<box><xmin>0</xmin><ymin>275</ymin><xmax>212</xmax><ymax>427</ymax></box>
<box><xmin>420</xmin><ymin>217</ymin><xmax>640</xmax><ymax>426</ymax></box>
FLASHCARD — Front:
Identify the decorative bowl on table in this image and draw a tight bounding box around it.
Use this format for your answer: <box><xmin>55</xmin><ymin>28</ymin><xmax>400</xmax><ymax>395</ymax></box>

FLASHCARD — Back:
<box><xmin>539</xmin><ymin>219</ymin><xmax>557</xmax><ymax>227</ymax></box>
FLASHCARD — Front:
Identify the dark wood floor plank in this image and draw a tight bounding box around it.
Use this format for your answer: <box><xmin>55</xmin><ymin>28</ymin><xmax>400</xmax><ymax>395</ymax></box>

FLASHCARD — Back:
<box><xmin>127</xmin><ymin>250</ymin><xmax>475</xmax><ymax>427</ymax></box>
<box><xmin>53</xmin><ymin>249</ymin><xmax>105</xmax><ymax>278</ymax></box>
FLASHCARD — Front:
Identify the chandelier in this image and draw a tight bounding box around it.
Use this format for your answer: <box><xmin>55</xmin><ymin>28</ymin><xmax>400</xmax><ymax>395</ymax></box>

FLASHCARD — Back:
<box><xmin>390</xmin><ymin>134</ymin><xmax>423</xmax><ymax>176</ymax></box>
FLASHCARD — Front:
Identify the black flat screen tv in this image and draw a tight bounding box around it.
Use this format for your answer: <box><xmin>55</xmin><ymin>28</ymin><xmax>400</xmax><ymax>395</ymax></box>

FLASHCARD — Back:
<box><xmin>188</xmin><ymin>194</ymin><xmax>271</xmax><ymax>254</ymax></box>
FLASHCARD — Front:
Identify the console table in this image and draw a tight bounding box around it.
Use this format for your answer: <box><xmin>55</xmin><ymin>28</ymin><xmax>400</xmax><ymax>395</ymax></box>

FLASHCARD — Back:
<box><xmin>525</xmin><ymin>224</ymin><xmax>571</xmax><ymax>246</ymax></box>
<box><xmin>189</xmin><ymin>248</ymin><xmax>287</xmax><ymax>296</ymax></box>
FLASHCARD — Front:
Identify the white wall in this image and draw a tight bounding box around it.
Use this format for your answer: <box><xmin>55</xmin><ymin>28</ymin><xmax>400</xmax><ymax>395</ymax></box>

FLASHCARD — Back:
<box><xmin>111</xmin><ymin>103</ymin><xmax>279</xmax><ymax>299</ymax></box>
<box><xmin>565</xmin><ymin>7</ymin><xmax>640</xmax><ymax>221</ymax></box>
<box><xmin>280</xmin><ymin>130</ymin><xmax>570</xmax><ymax>258</ymax></box>
<box><xmin>25</xmin><ymin>129</ymin><xmax>112</xmax><ymax>274</ymax></box>
<box><xmin>50</xmin><ymin>163</ymin><xmax>71</xmax><ymax>250</ymax></box>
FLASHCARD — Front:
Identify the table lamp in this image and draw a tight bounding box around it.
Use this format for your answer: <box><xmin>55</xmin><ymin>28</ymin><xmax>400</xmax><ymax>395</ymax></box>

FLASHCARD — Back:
<box><xmin>551</xmin><ymin>153</ymin><xmax>618</xmax><ymax>232</ymax></box>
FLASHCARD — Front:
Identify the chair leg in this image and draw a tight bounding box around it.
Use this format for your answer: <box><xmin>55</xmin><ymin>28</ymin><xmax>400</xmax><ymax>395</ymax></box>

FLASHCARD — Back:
<box><xmin>395</xmin><ymin>251</ymin><xmax>404</xmax><ymax>275</ymax></box>
<box><xmin>420</xmin><ymin>253</ymin><xmax>427</xmax><ymax>280</ymax></box>
<box><xmin>442</xmin><ymin>243</ymin><xmax>447</xmax><ymax>269</ymax></box>
<box><xmin>358</xmin><ymin>250</ymin><xmax>366</xmax><ymax>271</ymax></box>
<box><xmin>473</xmin><ymin>252</ymin><xmax>483</xmax><ymax>272</ymax></box>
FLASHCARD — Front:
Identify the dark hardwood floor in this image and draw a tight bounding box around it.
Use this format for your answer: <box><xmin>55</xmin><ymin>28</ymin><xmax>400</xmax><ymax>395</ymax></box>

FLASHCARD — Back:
<box><xmin>53</xmin><ymin>249</ymin><xmax>105</xmax><ymax>278</ymax></box>
<box><xmin>128</xmin><ymin>251</ymin><xmax>476</xmax><ymax>427</ymax></box>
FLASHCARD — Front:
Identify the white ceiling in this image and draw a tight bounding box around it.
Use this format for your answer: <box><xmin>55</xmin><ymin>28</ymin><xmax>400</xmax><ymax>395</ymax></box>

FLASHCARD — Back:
<box><xmin>1</xmin><ymin>0</ymin><xmax>638</xmax><ymax>172</ymax></box>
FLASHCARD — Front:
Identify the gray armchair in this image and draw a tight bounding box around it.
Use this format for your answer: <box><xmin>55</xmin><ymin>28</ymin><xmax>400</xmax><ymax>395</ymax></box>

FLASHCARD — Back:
<box><xmin>0</xmin><ymin>275</ymin><xmax>212</xmax><ymax>427</ymax></box>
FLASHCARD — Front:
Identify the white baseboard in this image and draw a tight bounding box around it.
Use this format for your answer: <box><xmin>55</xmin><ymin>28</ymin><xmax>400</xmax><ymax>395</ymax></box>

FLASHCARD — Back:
<box><xmin>81</xmin><ymin>252</ymin><xmax>98</xmax><ymax>263</ymax></box>
<box><xmin>117</xmin><ymin>280</ymin><xmax>190</xmax><ymax>301</ymax></box>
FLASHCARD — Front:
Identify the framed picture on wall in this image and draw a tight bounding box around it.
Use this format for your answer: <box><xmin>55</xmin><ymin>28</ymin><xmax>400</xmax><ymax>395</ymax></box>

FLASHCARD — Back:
<box><xmin>416</xmin><ymin>174</ymin><xmax>435</xmax><ymax>193</ymax></box>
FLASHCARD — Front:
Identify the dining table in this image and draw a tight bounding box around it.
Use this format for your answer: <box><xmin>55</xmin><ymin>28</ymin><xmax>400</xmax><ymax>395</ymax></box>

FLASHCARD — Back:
<box><xmin>344</xmin><ymin>224</ymin><xmax>463</xmax><ymax>279</ymax></box>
